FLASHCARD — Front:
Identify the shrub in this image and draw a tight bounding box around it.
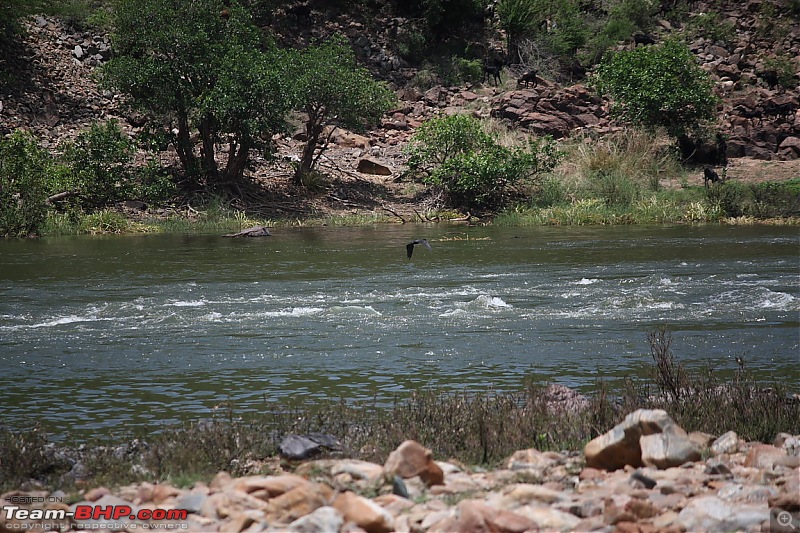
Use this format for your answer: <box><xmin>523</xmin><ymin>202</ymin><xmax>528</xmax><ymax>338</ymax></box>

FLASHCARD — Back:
<box><xmin>0</xmin><ymin>131</ymin><xmax>53</xmax><ymax>237</ymax></box>
<box><xmin>708</xmin><ymin>180</ymin><xmax>800</xmax><ymax>218</ymax></box>
<box><xmin>289</xmin><ymin>35</ymin><xmax>396</xmax><ymax>183</ymax></box>
<box><xmin>558</xmin><ymin>129</ymin><xmax>680</xmax><ymax>193</ymax></box>
<box><xmin>407</xmin><ymin>114</ymin><xmax>561</xmax><ymax>210</ymax></box>
<box><xmin>134</xmin><ymin>160</ymin><xmax>178</xmax><ymax>204</ymax></box>
<box><xmin>588</xmin><ymin>169</ymin><xmax>640</xmax><ymax>207</ymax></box>
<box><xmin>593</xmin><ymin>39</ymin><xmax>719</xmax><ymax>137</ymax></box>
<box><xmin>64</xmin><ymin>120</ymin><xmax>136</xmax><ymax>209</ymax></box>
<box><xmin>687</xmin><ymin>11</ymin><xmax>736</xmax><ymax>44</ymax></box>
<box><xmin>763</xmin><ymin>55</ymin><xmax>798</xmax><ymax>90</ymax></box>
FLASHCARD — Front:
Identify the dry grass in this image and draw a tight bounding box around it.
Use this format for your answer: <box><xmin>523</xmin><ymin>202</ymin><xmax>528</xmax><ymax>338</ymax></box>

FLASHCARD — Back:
<box><xmin>556</xmin><ymin>128</ymin><xmax>683</xmax><ymax>193</ymax></box>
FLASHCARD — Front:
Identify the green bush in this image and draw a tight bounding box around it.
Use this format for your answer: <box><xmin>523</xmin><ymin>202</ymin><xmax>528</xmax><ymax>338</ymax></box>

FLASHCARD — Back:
<box><xmin>763</xmin><ymin>55</ymin><xmax>798</xmax><ymax>90</ymax></box>
<box><xmin>694</xmin><ymin>12</ymin><xmax>735</xmax><ymax>44</ymax></box>
<box><xmin>392</xmin><ymin>0</ymin><xmax>489</xmax><ymax>36</ymax></box>
<box><xmin>593</xmin><ymin>39</ymin><xmax>718</xmax><ymax>137</ymax></box>
<box><xmin>134</xmin><ymin>160</ymin><xmax>178</xmax><ymax>204</ymax></box>
<box><xmin>707</xmin><ymin>180</ymin><xmax>800</xmax><ymax>218</ymax></box>
<box><xmin>64</xmin><ymin>120</ymin><xmax>136</xmax><ymax>209</ymax></box>
<box><xmin>0</xmin><ymin>131</ymin><xmax>53</xmax><ymax>237</ymax></box>
<box><xmin>587</xmin><ymin>169</ymin><xmax>641</xmax><ymax>207</ymax></box>
<box><xmin>407</xmin><ymin>114</ymin><xmax>561</xmax><ymax>210</ymax></box>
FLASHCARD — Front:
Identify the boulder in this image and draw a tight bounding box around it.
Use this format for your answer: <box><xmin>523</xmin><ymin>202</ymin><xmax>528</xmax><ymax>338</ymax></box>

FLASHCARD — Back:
<box><xmin>584</xmin><ymin>409</ymin><xmax>700</xmax><ymax>470</ymax></box>
<box><xmin>357</xmin><ymin>158</ymin><xmax>392</xmax><ymax>175</ymax></box>
<box><xmin>278</xmin><ymin>433</ymin><xmax>341</xmax><ymax>460</ymax></box>
<box><xmin>676</xmin><ymin>495</ymin><xmax>769</xmax><ymax>532</ymax></box>
<box><xmin>384</xmin><ymin>440</ymin><xmax>445</xmax><ymax>487</ymax></box>
<box><xmin>333</xmin><ymin>491</ymin><xmax>394</xmax><ymax>533</ymax></box>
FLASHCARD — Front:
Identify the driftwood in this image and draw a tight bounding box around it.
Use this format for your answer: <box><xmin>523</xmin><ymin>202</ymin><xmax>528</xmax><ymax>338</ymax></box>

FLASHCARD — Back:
<box><xmin>223</xmin><ymin>225</ymin><xmax>271</xmax><ymax>238</ymax></box>
<box><xmin>45</xmin><ymin>190</ymin><xmax>79</xmax><ymax>204</ymax></box>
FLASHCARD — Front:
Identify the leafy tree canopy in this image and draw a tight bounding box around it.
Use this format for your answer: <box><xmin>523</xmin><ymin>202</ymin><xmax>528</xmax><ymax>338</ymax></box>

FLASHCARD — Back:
<box><xmin>291</xmin><ymin>35</ymin><xmax>395</xmax><ymax>183</ymax></box>
<box><xmin>101</xmin><ymin>0</ymin><xmax>292</xmax><ymax>189</ymax></box>
<box><xmin>592</xmin><ymin>39</ymin><xmax>719</xmax><ymax>137</ymax></box>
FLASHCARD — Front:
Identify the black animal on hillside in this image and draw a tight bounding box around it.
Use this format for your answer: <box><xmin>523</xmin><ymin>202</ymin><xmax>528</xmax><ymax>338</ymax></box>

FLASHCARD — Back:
<box><xmin>633</xmin><ymin>33</ymin><xmax>656</xmax><ymax>46</ymax></box>
<box><xmin>703</xmin><ymin>167</ymin><xmax>724</xmax><ymax>187</ymax></box>
<box><xmin>517</xmin><ymin>70</ymin><xmax>538</xmax><ymax>88</ymax></box>
<box><xmin>406</xmin><ymin>239</ymin><xmax>432</xmax><ymax>259</ymax></box>
<box><xmin>483</xmin><ymin>63</ymin><xmax>502</xmax><ymax>86</ymax></box>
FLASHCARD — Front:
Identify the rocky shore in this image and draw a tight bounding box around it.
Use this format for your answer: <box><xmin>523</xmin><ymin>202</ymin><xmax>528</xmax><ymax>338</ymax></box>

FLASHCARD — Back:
<box><xmin>2</xmin><ymin>409</ymin><xmax>798</xmax><ymax>532</ymax></box>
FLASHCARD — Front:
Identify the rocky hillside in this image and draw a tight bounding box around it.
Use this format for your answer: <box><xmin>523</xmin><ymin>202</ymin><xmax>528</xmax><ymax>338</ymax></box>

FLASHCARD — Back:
<box><xmin>0</xmin><ymin>0</ymin><xmax>798</xmax><ymax>216</ymax></box>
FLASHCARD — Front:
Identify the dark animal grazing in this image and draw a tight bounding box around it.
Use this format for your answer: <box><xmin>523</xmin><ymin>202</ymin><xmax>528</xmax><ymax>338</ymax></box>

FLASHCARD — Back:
<box><xmin>517</xmin><ymin>70</ymin><xmax>538</xmax><ymax>88</ymax></box>
<box><xmin>703</xmin><ymin>167</ymin><xmax>724</xmax><ymax>187</ymax></box>
<box><xmin>483</xmin><ymin>63</ymin><xmax>502</xmax><ymax>86</ymax></box>
<box><xmin>633</xmin><ymin>33</ymin><xmax>656</xmax><ymax>46</ymax></box>
<box><xmin>406</xmin><ymin>239</ymin><xmax>432</xmax><ymax>259</ymax></box>
<box><xmin>757</xmin><ymin>69</ymin><xmax>780</xmax><ymax>90</ymax></box>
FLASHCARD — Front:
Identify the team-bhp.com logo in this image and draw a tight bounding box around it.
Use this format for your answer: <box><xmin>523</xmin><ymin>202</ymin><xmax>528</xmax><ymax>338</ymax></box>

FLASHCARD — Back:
<box><xmin>2</xmin><ymin>503</ymin><xmax>189</xmax><ymax>530</ymax></box>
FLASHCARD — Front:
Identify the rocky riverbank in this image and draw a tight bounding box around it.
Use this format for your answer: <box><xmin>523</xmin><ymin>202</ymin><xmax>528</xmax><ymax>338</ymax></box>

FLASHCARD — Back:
<box><xmin>2</xmin><ymin>409</ymin><xmax>798</xmax><ymax>532</ymax></box>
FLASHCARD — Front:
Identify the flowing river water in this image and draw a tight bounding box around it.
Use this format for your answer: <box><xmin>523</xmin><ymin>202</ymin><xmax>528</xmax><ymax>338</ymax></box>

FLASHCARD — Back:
<box><xmin>1</xmin><ymin>224</ymin><xmax>798</xmax><ymax>440</ymax></box>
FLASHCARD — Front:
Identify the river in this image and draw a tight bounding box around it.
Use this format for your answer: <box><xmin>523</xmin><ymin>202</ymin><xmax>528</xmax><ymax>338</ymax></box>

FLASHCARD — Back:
<box><xmin>1</xmin><ymin>224</ymin><xmax>798</xmax><ymax>440</ymax></box>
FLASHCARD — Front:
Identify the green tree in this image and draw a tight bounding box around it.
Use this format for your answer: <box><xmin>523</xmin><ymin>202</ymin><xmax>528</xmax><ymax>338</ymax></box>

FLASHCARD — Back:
<box><xmin>496</xmin><ymin>0</ymin><xmax>538</xmax><ymax>62</ymax></box>
<box><xmin>0</xmin><ymin>131</ymin><xmax>53</xmax><ymax>237</ymax></box>
<box><xmin>290</xmin><ymin>36</ymin><xmax>395</xmax><ymax>184</ymax></box>
<box><xmin>100</xmin><ymin>0</ymin><xmax>291</xmax><ymax>191</ymax></box>
<box><xmin>593</xmin><ymin>39</ymin><xmax>718</xmax><ymax>137</ymax></box>
<box><xmin>64</xmin><ymin>120</ymin><xmax>136</xmax><ymax>209</ymax></box>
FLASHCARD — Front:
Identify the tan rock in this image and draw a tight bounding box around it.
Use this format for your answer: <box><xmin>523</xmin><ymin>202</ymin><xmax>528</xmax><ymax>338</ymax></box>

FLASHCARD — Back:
<box><xmin>287</xmin><ymin>506</ymin><xmax>344</xmax><ymax>532</ymax></box>
<box><xmin>515</xmin><ymin>505</ymin><xmax>582</xmax><ymax>531</ymax></box>
<box><xmin>331</xmin><ymin>460</ymin><xmax>385</xmax><ymax>482</ymax></box>
<box><xmin>267</xmin><ymin>482</ymin><xmax>333</xmax><ymax>524</ymax></box>
<box><xmin>711</xmin><ymin>430</ymin><xmax>739</xmax><ymax>455</ymax></box>
<box><xmin>448</xmin><ymin>500</ymin><xmax>535</xmax><ymax>533</ymax></box>
<box><xmin>506</xmin><ymin>448</ymin><xmax>559</xmax><ymax>471</ymax></box>
<box><xmin>583</xmin><ymin>409</ymin><xmax>675</xmax><ymax>470</ymax></box>
<box><xmin>499</xmin><ymin>483</ymin><xmax>567</xmax><ymax>506</ymax></box>
<box><xmin>234</xmin><ymin>474</ymin><xmax>308</xmax><ymax>498</ymax></box>
<box><xmin>84</xmin><ymin>487</ymin><xmax>111</xmax><ymax>501</ymax></box>
<box><xmin>640</xmin><ymin>426</ymin><xmax>701</xmax><ymax>469</ymax></box>
<box><xmin>333</xmin><ymin>491</ymin><xmax>394</xmax><ymax>533</ymax></box>
<box><xmin>220</xmin><ymin>512</ymin><xmax>255</xmax><ymax>533</ymax></box>
<box><xmin>356</xmin><ymin>158</ymin><xmax>391</xmax><ymax>176</ymax></box>
<box><xmin>384</xmin><ymin>440</ymin><xmax>445</xmax><ymax>486</ymax></box>
<box><xmin>151</xmin><ymin>483</ymin><xmax>180</xmax><ymax>504</ymax></box>
<box><xmin>745</xmin><ymin>444</ymin><xmax>788</xmax><ymax>469</ymax></box>
<box><xmin>210</xmin><ymin>471</ymin><xmax>235</xmax><ymax>491</ymax></box>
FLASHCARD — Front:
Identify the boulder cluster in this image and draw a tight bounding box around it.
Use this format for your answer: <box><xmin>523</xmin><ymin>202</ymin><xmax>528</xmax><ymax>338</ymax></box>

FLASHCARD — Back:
<box><xmin>2</xmin><ymin>410</ymin><xmax>798</xmax><ymax>532</ymax></box>
<box><xmin>685</xmin><ymin>1</ymin><xmax>800</xmax><ymax>160</ymax></box>
<box><xmin>0</xmin><ymin>16</ymin><xmax>119</xmax><ymax>148</ymax></box>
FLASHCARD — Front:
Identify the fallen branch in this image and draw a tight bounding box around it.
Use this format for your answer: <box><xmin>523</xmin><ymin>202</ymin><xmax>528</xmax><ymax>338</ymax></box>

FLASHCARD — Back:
<box><xmin>45</xmin><ymin>190</ymin><xmax>79</xmax><ymax>204</ymax></box>
<box><xmin>223</xmin><ymin>225</ymin><xmax>271</xmax><ymax>238</ymax></box>
<box><xmin>382</xmin><ymin>205</ymin><xmax>407</xmax><ymax>223</ymax></box>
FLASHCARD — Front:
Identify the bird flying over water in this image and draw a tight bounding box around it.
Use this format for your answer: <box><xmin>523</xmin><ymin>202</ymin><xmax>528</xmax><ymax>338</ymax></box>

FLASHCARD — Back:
<box><xmin>406</xmin><ymin>239</ymin><xmax>431</xmax><ymax>259</ymax></box>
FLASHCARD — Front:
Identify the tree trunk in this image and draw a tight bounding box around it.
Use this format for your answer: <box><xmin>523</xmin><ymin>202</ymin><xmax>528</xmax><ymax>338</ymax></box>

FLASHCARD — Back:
<box><xmin>175</xmin><ymin>106</ymin><xmax>199</xmax><ymax>179</ymax></box>
<box><xmin>223</xmin><ymin>137</ymin><xmax>251</xmax><ymax>186</ymax></box>
<box><xmin>293</xmin><ymin>105</ymin><xmax>325</xmax><ymax>185</ymax></box>
<box><xmin>198</xmin><ymin>117</ymin><xmax>219</xmax><ymax>182</ymax></box>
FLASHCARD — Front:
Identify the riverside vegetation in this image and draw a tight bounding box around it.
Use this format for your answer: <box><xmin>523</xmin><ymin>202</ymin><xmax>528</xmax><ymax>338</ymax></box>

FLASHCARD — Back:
<box><xmin>1</xmin><ymin>0</ymin><xmax>799</xmax><ymax>237</ymax></box>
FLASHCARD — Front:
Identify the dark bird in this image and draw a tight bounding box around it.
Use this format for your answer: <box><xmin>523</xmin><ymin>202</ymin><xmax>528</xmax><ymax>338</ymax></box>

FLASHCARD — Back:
<box><xmin>406</xmin><ymin>239</ymin><xmax>431</xmax><ymax>259</ymax></box>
